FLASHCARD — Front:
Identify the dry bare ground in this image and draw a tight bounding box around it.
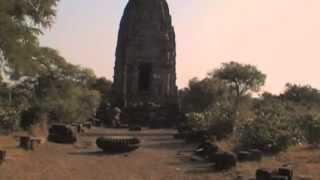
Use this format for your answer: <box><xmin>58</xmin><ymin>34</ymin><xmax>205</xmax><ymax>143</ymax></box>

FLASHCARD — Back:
<box><xmin>0</xmin><ymin>128</ymin><xmax>319</xmax><ymax>180</ymax></box>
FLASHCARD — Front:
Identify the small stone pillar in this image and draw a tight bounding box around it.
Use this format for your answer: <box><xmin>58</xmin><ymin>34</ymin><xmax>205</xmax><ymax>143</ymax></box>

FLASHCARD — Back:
<box><xmin>30</xmin><ymin>138</ymin><xmax>41</xmax><ymax>150</ymax></box>
<box><xmin>20</xmin><ymin>136</ymin><xmax>31</xmax><ymax>150</ymax></box>
<box><xmin>0</xmin><ymin>150</ymin><xmax>6</xmax><ymax>164</ymax></box>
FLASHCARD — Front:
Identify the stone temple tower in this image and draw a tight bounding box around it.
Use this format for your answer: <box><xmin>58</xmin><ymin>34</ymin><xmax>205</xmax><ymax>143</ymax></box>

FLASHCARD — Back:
<box><xmin>113</xmin><ymin>0</ymin><xmax>178</xmax><ymax>109</ymax></box>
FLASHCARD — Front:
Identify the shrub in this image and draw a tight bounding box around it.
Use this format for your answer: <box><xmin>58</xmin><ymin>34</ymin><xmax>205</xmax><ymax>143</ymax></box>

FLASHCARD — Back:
<box><xmin>237</xmin><ymin>99</ymin><xmax>294</xmax><ymax>152</ymax></box>
<box><xmin>206</xmin><ymin>104</ymin><xmax>235</xmax><ymax>139</ymax></box>
<box><xmin>299</xmin><ymin>114</ymin><xmax>320</xmax><ymax>145</ymax></box>
<box><xmin>180</xmin><ymin>77</ymin><xmax>230</xmax><ymax>113</ymax></box>
<box><xmin>0</xmin><ymin>107</ymin><xmax>20</xmax><ymax>134</ymax></box>
<box><xmin>186</xmin><ymin>112</ymin><xmax>208</xmax><ymax>131</ymax></box>
<box><xmin>186</xmin><ymin>103</ymin><xmax>235</xmax><ymax>140</ymax></box>
<box><xmin>238</xmin><ymin>121</ymin><xmax>292</xmax><ymax>152</ymax></box>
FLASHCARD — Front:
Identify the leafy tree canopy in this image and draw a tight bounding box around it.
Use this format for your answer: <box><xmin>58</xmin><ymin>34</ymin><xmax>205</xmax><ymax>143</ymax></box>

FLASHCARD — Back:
<box><xmin>211</xmin><ymin>61</ymin><xmax>266</xmax><ymax>97</ymax></box>
<box><xmin>0</xmin><ymin>0</ymin><xmax>59</xmax><ymax>76</ymax></box>
<box><xmin>281</xmin><ymin>83</ymin><xmax>320</xmax><ymax>104</ymax></box>
<box><xmin>180</xmin><ymin>77</ymin><xmax>231</xmax><ymax>112</ymax></box>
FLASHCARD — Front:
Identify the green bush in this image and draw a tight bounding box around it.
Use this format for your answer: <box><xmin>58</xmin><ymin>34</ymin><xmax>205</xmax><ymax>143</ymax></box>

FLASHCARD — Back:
<box><xmin>20</xmin><ymin>106</ymin><xmax>48</xmax><ymax>130</ymax></box>
<box><xmin>206</xmin><ymin>104</ymin><xmax>235</xmax><ymax>139</ymax></box>
<box><xmin>238</xmin><ymin>121</ymin><xmax>292</xmax><ymax>152</ymax></box>
<box><xmin>238</xmin><ymin>99</ymin><xmax>293</xmax><ymax>152</ymax></box>
<box><xmin>299</xmin><ymin>114</ymin><xmax>320</xmax><ymax>145</ymax></box>
<box><xmin>0</xmin><ymin>107</ymin><xmax>20</xmax><ymax>134</ymax></box>
<box><xmin>186</xmin><ymin>103</ymin><xmax>235</xmax><ymax>140</ymax></box>
<box><xmin>186</xmin><ymin>112</ymin><xmax>208</xmax><ymax>131</ymax></box>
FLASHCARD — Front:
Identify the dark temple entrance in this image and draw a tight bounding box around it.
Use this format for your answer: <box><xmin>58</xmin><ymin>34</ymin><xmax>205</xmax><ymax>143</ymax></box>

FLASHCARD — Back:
<box><xmin>138</xmin><ymin>63</ymin><xmax>152</xmax><ymax>92</ymax></box>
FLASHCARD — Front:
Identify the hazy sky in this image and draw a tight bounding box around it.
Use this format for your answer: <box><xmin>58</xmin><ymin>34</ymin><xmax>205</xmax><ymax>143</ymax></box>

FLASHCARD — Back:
<box><xmin>40</xmin><ymin>0</ymin><xmax>320</xmax><ymax>94</ymax></box>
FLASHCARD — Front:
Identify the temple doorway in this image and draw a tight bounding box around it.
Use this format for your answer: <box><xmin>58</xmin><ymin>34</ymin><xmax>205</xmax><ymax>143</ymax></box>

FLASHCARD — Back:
<box><xmin>138</xmin><ymin>63</ymin><xmax>152</xmax><ymax>92</ymax></box>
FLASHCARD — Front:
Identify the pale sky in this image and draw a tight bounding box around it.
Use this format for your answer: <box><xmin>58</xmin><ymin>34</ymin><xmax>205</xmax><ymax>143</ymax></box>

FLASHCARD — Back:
<box><xmin>40</xmin><ymin>0</ymin><xmax>320</xmax><ymax>94</ymax></box>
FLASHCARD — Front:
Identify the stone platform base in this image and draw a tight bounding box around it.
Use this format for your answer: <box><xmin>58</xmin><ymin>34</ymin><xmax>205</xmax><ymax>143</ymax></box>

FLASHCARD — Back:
<box><xmin>120</xmin><ymin>103</ymin><xmax>183</xmax><ymax>128</ymax></box>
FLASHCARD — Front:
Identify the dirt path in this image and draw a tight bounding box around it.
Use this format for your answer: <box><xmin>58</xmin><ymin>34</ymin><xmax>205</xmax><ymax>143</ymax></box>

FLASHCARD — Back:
<box><xmin>1</xmin><ymin>128</ymin><xmax>319</xmax><ymax>180</ymax></box>
<box><xmin>0</xmin><ymin>128</ymin><xmax>237</xmax><ymax>180</ymax></box>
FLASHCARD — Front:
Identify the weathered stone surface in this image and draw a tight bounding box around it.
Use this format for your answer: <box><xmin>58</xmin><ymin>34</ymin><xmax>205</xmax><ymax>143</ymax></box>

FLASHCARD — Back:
<box><xmin>209</xmin><ymin>151</ymin><xmax>237</xmax><ymax>170</ymax></box>
<box><xmin>236</xmin><ymin>149</ymin><xmax>262</xmax><ymax>162</ymax></box>
<box><xmin>194</xmin><ymin>141</ymin><xmax>219</xmax><ymax>158</ymax></box>
<box><xmin>48</xmin><ymin>124</ymin><xmax>77</xmax><ymax>144</ymax></box>
<box><xmin>256</xmin><ymin>168</ymin><xmax>273</xmax><ymax>180</ymax></box>
<box><xmin>113</xmin><ymin>0</ymin><xmax>178</xmax><ymax>109</ymax></box>
<box><xmin>278</xmin><ymin>167</ymin><xmax>293</xmax><ymax>180</ymax></box>
<box><xmin>256</xmin><ymin>167</ymin><xmax>293</xmax><ymax>180</ymax></box>
<box><xmin>96</xmin><ymin>136</ymin><xmax>140</xmax><ymax>153</ymax></box>
<box><xmin>0</xmin><ymin>150</ymin><xmax>6</xmax><ymax>164</ymax></box>
<box><xmin>20</xmin><ymin>136</ymin><xmax>32</xmax><ymax>150</ymax></box>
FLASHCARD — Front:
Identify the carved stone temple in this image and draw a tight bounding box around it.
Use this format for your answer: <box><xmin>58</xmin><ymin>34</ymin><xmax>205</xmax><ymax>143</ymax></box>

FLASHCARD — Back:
<box><xmin>112</xmin><ymin>0</ymin><xmax>179</xmax><ymax>125</ymax></box>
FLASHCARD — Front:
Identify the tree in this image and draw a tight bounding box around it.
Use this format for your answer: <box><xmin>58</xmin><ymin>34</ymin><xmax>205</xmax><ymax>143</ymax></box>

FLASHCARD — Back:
<box><xmin>212</xmin><ymin>61</ymin><xmax>266</xmax><ymax>97</ymax></box>
<box><xmin>91</xmin><ymin>77</ymin><xmax>113</xmax><ymax>124</ymax></box>
<box><xmin>92</xmin><ymin>78</ymin><xmax>112</xmax><ymax>95</ymax></box>
<box><xmin>281</xmin><ymin>83</ymin><xmax>320</xmax><ymax>104</ymax></box>
<box><xmin>0</xmin><ymin>0</ymin><xmax>105</xmax><ymax>132</ymax></box>
<box><xmin>17</xmin><ymin>48</ymin><xmax>102</xmax><ymax>129</ymax></box>
<box><xmin>0</xmin><ymin>0</ymin><xmax>59</xmax><ymax>76</ymax></box>
<box><xmin>180</xmin><ymin>77</ymin><xmax>230</xmax><ymax>112</ymax></box>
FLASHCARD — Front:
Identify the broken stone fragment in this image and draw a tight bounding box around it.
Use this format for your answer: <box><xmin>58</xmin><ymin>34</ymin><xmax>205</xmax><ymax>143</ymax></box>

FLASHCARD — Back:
<box><xmin>209</xmin><ymin>151</ymin><xmax>237</xmax><ymax>171</ymax></box>
<box><xmin>48</xmin><ymin>124</ymin><xmax>77</xmax><ymax>144</ymax></box>
<box><xmin>256</xmin><ymin>168</ymin><xmax>274</xmax><ymax>180</ymax></box>
<box><xmin>194</xmin><ymin>141</ymin><xmax>219</xmax><ymax>158</ymax></box>
<box><xmin>0</xmin><ymin>150</ymin><xmax>6</xmax><ymax>164</ymax></box>
<box><xmin>278</xmin><ymin>167</ymin><xmax>293</xmax><ymax>180</ymax></box>
<box><xmin>256</xmin><ymin>166</ymin><xmax>294</xmax><ymax>180</ymax></box>
<box><xmin>236</xmin><ymin>149</ymin><xmax>262</xmax><ymax>162</ymax></box>
<box><xmin>19</xmin><ymin>136</ymin><xmax>32</xmax><ymax>150</ymax></box>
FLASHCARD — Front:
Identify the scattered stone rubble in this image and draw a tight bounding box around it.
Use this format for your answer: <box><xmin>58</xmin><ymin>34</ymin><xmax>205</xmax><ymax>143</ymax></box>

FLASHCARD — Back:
<box><xmin>17</xmin><ymin>136</ymin><xmax>45</xmax><ymax>151</ymax></box>
<box><xmin>256</xmin><ymin>166</ymin><xmax>293</xmax><ymax>180</ymax></box>
<box><xmin>48</xmin><ymin>124</ymin><xmax>77</xmax><ymax>144</ymax></box>
<box><xmin>236</xmin><ymin>149</ymin><xmax>263</xmax><ymax>162</ymax></box>
<box><xmin>176</xmin><ymin>127</ymin><xmax>266</xmax><ymax>171</ymax></box>
<box><xmin>192</xmin><ymin>139</ymin><xmax>297</xmax><ymax>178</ymax></box>
<box><xmin>192</xmin><ymin>140</ymin><xmax>237</xmax><ymax>170</ymax></box>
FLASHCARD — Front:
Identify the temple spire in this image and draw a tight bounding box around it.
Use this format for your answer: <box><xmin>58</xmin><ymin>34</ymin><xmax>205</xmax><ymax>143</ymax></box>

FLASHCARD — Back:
<box><xmin>113</xmin><ymin>0</ymin><xmax>177</xmax><ymax>108</ymax></box>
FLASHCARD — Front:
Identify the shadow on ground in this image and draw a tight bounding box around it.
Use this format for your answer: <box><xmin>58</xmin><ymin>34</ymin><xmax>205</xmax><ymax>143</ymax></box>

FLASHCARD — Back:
<box><xmin>68</xmin><ymin>150</ymin><xmax>132</xmax><ymax>156</ymax></box>
<box><xmin>172</xmin><ymin>151</ymin><xmax>219</xmax><ymax>175</ymax></box>
<box><xmin>143</xmin><ymin>140</ymin><xmax>189</xmax><ymax>151</ymax></box>
<box><xmin>83</xmin><ymin>132</ymin><xmax>177</xmax><ymax>137</ymax></box>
